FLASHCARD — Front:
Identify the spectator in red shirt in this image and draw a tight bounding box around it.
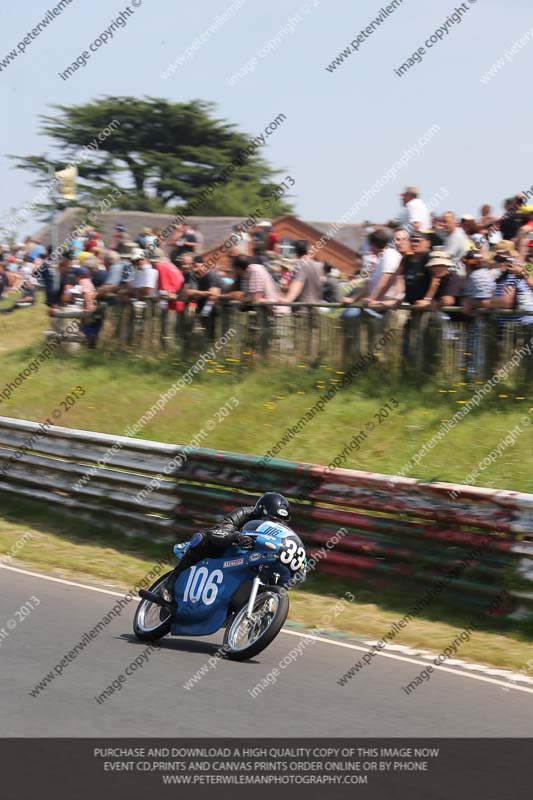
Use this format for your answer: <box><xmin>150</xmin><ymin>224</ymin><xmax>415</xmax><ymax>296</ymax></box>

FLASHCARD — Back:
<box><xmin>267</xmin><ymin>227</ymin><xmax>280</xmax><ymax>254</ymax></box>
<box><xmin>85</xmin><ymin>231</ymin><xmax>104</xmax><ymax>252</ymax></box>
<box><xmin>151</xmin><ymin>250</ymin><xmax>185</xmax><ymax>312</ymax></box>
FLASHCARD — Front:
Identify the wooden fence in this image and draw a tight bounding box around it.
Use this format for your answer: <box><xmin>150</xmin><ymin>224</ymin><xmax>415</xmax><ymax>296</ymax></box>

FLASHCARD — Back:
<box><xmin>1</xmin><ymin>416</ymin><xmax>532</xmax><ymax>619</ymax></box>
<box><xmin>46</xmin><ymin>300</ymin><xmax>533</xmax><ymax>384</ymax></box>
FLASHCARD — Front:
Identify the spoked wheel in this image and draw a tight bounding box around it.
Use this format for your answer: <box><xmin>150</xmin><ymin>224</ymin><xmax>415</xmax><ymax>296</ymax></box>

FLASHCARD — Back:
<box><xmin>223</xmin><ymin>586</ymin><xmax>289</xmax><ymax>661</ymax></box>
<box><xmin>133</xmin><ymin>572</ymin><xmax>174</xmax><ymax>642</ymax></box>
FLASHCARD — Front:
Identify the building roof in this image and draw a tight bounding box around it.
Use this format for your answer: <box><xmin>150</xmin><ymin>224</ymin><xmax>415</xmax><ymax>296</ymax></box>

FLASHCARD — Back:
<box><xmin>36</xmin><ymin>209</ymin><xmax>367</xmax><ymax>256</ymax></box>
<box><xmin>36</xmin><ymin>209</ymin><xmax>251</xmax><ymax>253</ymax></box>
<box><xmin>307</xmin><ymin>220</ymin><xmax>366</xmax><ymax>254</ymax></box>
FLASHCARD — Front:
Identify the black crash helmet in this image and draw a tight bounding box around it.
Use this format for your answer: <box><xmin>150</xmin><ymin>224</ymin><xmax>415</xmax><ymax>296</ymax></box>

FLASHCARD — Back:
<box><xmin>254</xmin><ymin>492</ymin><xmax>291</xmax><ymax>522</ymax></box>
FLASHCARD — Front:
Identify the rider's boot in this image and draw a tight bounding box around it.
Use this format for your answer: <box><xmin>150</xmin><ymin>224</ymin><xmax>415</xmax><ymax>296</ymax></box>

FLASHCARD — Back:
<box><xmin>138</xmin><ymin>552</ymin><xmax>196</xmax><ymax>614</ymax></box>
<box><xmin>162</xmin><ymin>544</ymin><xmax>202</xmax><ymax>609</ymax></box>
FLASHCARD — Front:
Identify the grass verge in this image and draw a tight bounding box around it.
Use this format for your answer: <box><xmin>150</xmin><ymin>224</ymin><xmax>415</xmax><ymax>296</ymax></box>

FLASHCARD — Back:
<box><xmin>1</xmin><ymin>302</ymin><xmax>533</xmax><ymax>491</ymax></box>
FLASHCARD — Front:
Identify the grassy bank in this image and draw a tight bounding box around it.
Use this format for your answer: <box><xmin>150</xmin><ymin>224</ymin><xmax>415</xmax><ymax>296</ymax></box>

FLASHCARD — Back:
<box><xmin>0</xmin><ymin>496</ymin><xmax>531</xmax><ymax>673</ymax></box>
<box><xmin>0</xmin><ymin>301</ymin><xmax>532</xmax><ymax>490</ymax></box>
<box><xmin>1</xmin><ymin>301</ymin><xmax>532</xmax><ymax>672</ymax></box>
<box><xmin>0</xmin><ymin>294</ymin><xmax>49</xmax><ymax>355</ymax></box>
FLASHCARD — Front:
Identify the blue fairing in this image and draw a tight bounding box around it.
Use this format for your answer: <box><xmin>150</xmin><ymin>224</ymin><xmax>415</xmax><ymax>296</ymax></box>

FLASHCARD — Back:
<box><xmin>170</xmin><ymin>547</ymin><xmax>274</xmax><ymax>636</ymax></box>
<box><xmin>169</xmin><ymin>520</ymin><xmax>303</xmax><ymax>636</ymax></box>
<box><xmin>171</xmin><ymin>554</ymin><xmax>246</xmax><ymax>636</ymax></box>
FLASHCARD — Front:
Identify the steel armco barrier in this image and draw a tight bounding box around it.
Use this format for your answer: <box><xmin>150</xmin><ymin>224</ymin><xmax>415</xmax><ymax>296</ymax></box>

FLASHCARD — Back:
<box><xmin>0</xmin><ymin>416</ymin><xmax>532</xmax><ymax>618</ymax></box>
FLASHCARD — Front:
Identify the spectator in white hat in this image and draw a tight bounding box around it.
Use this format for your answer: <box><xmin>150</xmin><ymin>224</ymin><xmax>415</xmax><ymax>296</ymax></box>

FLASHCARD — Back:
<box><xmin>425</xmin><ymin>247</ymin><xmax>464</xmax><ymax>308</ymax></box>
<box><xmin>132</xmin><ymin>250</ymin><xmax>158</xmax><ymax>298</ymax></box>
<box><xmin>230</xmin><ymin>223</ymin><xmax>251</xmax><ymax>257</ymax></box>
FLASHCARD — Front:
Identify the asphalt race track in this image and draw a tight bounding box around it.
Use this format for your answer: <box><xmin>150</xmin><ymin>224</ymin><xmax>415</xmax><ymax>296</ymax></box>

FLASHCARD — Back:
<box><xmin>1</xmin><ymin>565</ymin><xmax>532</xmax><ymax>737</ymax></box>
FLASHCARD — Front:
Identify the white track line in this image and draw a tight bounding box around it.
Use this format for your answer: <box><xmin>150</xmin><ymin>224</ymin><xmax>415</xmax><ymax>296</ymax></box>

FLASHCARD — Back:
<box><xmin>2</xmin><ymin>563</ymin><xmax>533</xmax><ymax>695</ymax></box>
<box><xmin>0</xmin><ymin>564</ymin><xmax>125</xmax><ymax>597</ymax></box>
<box><xmin>280</xmin><ymin>628</ymin><xmax>533</xmax><ymax>694</ymax></box>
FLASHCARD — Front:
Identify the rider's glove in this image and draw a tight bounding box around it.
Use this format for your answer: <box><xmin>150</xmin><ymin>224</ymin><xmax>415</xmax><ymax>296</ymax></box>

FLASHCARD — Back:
<box><xmin>189</xmin><ymin>530</ymin><xmax>209</xmax><ymax>548</ymax></box>
<box><xmin>236</xmin><ymin>533</ymin><xmax>254</xmax><ymax>550</ymax></box>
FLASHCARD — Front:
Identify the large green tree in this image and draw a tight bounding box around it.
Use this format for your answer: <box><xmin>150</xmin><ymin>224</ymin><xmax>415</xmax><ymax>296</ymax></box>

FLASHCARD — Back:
<box><xmin>13</xmin><ymin>96</ymin><xmax>293</xmax><ymax>218</ymax></box>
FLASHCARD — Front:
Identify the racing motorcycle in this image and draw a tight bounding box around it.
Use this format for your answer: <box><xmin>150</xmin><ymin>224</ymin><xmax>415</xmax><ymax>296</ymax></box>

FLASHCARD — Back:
<box><xmin>133</xmin><ymin>518</ymin><xmax>307</xmax><ymax>661</ymax></box>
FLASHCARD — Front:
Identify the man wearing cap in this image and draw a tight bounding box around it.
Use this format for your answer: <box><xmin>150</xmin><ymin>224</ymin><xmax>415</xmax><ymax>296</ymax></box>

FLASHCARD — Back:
<box><xmin>397</xmin><ymin>186</ymin><xmax>431</xmax><ymax>233</ymax></box>
<box><xmin>396</xmin><ymin>232</ymin><xmax>433</xmax><ymax>306</ymax></box>
<box><xmin>132</xmin><ymin>250</ymin><xmax>158</xmax><ymax>298</ymax></box>
<box><xmin>461</xmin><ymin>250</ymin><xmax>495</xmax><ymax>315</ymax></box>
<box><xmin>492</xmin><ymin>243</ymin><xmax>533</xmax><ymax>324</ymax></box>
<box><xmin>251</xmin><ymin>221</ymin><xmax>271</xmax><ymax>260</ymax></box>
<box><xmin>110</xmin><ymin>224</ymin><xmax>129</xmax><ymax>253</ymax></box>
<box><xmin>458</xmin><ymin>249</ymin><xmax>495</xmax><ymax>378</ymax></box>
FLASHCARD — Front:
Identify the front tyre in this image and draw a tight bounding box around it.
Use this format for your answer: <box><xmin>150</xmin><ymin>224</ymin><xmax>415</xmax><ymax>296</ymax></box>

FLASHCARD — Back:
<box><xmin>224</xmin><ymin>586</ymin><xmax>289</xmax><ymax>661</ymax></box>
<box><xmin>133</xmin><ymin>572</ymin><xmax>173</xmax><ymax>642</ymax></box>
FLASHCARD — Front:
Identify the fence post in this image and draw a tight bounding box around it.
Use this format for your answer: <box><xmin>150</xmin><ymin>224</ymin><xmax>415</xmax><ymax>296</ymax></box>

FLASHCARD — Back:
<box><xmin>306</xmin><ymin>305</ymin><xmax>315</xmax><ymax>362</ymax></box>
<box><xmin>258</xmin><ymin>305</ymin><xmax>270</xmax><ymax>357</ymax></box>
<box><xmin>483</xmin><ymin>312</ymin><xmax>499</xmax><ymax>381</ymax></box>
<box><xmin>342</xmin><ymin>310</ymin><xmax>362</xmax><ymax>367</ymax></box>
<box><xmin>159</xmin><ymin>303</ymin><xmax>169</xmax><ymax>351</ymax></box>
<box><xmin>93</xmin><ymin>298</ymin><xmax>533</xmax><ymax>385</ymax></box>
<box><xmin>520</xmin><ymin>322</ymin><xmax>533</xmax><ymax>388</ymax></box>
<box><xmin>421</xmin><ymin>311</ymin><xmax>442</xmax><ymax>381</ymax></box>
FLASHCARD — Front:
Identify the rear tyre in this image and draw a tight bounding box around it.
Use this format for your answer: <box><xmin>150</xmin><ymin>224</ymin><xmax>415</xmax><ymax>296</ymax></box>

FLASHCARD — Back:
<box><xmin>223</xmin><ymin>586</ymin><xmax>289</xmax><ymax>661</ymax></box>
<box><xmin>133</xmin><ymin>572</ymin><xmax>174</xmax><ymax>642</ymax></box>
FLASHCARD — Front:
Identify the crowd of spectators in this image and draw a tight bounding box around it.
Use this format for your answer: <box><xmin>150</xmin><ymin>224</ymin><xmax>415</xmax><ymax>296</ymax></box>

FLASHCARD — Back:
<box><xmin>339</xmin><ymin>188</ymin><xmax>533</xmax><ymax>328</ymax></box>
<box><xmin>2</xmin><ymin>187</ymin><xmax>533</xmax><ymax>349</ymax></box>
<box><xmin>0</xmin><ymin>236</ymin><xmax>44</xmax><ymax>313</ymax></box>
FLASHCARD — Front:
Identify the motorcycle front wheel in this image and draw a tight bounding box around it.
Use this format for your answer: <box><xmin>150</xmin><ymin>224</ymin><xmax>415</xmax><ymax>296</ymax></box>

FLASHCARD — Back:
<box><xmin>133</xmin><ymin>572</ymin><xmax>173</xmax><ymax>642</ymax></box>
<box><xmin>223</xmin><ymin>586</ymin><xmax>289</xmax><ymax>661</ymax></box>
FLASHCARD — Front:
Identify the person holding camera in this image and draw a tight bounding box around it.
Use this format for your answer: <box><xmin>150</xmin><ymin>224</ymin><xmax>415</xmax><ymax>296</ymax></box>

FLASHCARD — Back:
<box><xmin>461</xmin><ymin>250</ymin><xmax>495</xmax><ymax>316</ymax></box>
<box><xmin>492</xmin><ymin>243</ymin><xmax>533</xmax><ymax>325</ymax></box>
<box><xmin>461</xmin><ymin>249</ymin><xmax>496</xmax><ymax>378</ymax></box>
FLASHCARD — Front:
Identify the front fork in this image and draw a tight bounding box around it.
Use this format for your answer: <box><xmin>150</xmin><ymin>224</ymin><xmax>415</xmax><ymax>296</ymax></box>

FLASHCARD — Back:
<box><xmin>245</xmin><ymin>575</ymin><xmax>262</xmax><ymax>619</ymax></box>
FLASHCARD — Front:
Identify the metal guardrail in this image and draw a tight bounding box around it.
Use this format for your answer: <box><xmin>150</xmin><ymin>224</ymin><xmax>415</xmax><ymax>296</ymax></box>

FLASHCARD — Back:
<box><xmin>1</xmin><ymin>416</ymin><xmax>532</xmax><ymax>618</ymax></box>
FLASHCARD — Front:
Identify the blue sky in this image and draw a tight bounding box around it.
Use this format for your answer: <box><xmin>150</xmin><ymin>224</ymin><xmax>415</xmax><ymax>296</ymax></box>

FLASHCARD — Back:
<box><xmin>1</xmin><ymin>0</ymin><xmax>533</xmax><ymax>237</ymax></box>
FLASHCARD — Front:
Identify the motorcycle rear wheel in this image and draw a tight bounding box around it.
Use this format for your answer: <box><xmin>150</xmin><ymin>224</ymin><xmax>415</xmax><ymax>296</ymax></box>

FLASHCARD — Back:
<box><xmin>223</xmin><ymin>586</ymin><xmax>289</xmax><ymax>661</ymax></box>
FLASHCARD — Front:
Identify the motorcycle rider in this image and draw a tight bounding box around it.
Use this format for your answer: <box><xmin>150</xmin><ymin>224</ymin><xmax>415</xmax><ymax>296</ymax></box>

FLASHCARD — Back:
<box><xmin>162</xmin><ymin>492</ymin><xmax>291</xmax><ymax>607</ymax></box>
